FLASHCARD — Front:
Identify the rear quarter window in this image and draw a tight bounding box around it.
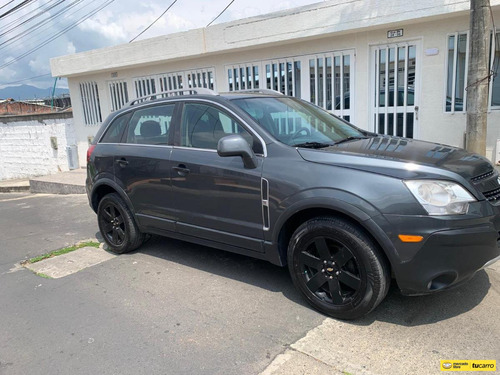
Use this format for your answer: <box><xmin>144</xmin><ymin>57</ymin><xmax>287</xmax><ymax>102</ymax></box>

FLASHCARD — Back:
<box><xmin>100</xmin><ymin>113</ymin><xmax>130</xmax><ymax>143</ymax></box>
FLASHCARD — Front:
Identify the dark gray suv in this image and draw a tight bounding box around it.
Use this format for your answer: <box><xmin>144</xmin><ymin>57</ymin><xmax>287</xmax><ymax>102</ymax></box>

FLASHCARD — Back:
<box><xmin>86</xmin><ymin>89</ymin><xmax>500</xmax><ymax>319</ymax></box>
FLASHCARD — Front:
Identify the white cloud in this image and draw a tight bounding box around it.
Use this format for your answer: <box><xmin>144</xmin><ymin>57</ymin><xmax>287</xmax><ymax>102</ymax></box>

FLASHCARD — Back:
<box><xmin>0</xmin><ymin>0</ymin><xmax>321</xmax><ymax>87</ymax></box>
<box><xmin>67</xmin><ymin>42</ymin><xmax>76</xmax><ymax>54</ymax></box>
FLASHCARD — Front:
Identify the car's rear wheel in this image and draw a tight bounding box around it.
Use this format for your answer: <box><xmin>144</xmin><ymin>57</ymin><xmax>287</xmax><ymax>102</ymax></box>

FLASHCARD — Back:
<box><xmin>288</xmin><ymin>216</ymin><xmax>390</xmax><ymax>319</ymax></box>
<box><xmin>97</xmin><ymin>193</ymin><xmax>144</xmax><ymax>254</ymax></box>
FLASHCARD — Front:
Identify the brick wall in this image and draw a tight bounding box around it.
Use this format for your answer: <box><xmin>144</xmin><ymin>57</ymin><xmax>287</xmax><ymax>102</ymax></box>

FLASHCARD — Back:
<box><xmin>0</xmin><ymin>112</ymin><xmax>77</xmax><ymax>181</ymax></box>
<box><xmin>0</xmin><ymin>100</ymin><xmax>56</xmax><ymax>115</ymax></box>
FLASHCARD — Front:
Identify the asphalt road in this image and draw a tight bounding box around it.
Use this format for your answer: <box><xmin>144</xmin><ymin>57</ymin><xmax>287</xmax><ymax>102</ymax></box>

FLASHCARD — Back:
<box><xmin>0</xmin><ymin>193</ymin><xmax>324</xmax><ymax>375</ymax></box>
<box><xmin>0</xmin><ymin>192</ymin><xmax>499</xmax><ymax>375</ymax></box>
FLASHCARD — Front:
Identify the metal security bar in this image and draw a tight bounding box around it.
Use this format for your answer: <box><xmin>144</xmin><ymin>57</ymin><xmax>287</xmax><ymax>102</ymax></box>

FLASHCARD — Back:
<box><xmin>108</xmin><ymin>80</ymin><xmax>129</xmax><ymax>112</ymax></box>
<box><xmin>445</xmin><ymin>32</ymin><xmax>468</xmax><ymax>113</ymax></box>
<box><xmin>127</xmin><ymin>88</ymin><xmax>218</xmax><ymax>106</ymax></box>
<box><xmin>227</xmin><ymin>63</ymin><xmax>260</xmax><ymax>91</ymax></box>
<box><xmin>308</xmin><ymin>50</ymin><xmax>354</xmax><ymax>122</ymax></box>
<box><xmin>227</xmin><ymin>59</ymin><xmax>301</xmax><ymax>97</ymax></box>
<box><xmin>133</xmin><ymin>68</ymin><xmax>216</xmax><ymax>101</ymax></box>
<box><xmin>372</xmin><ymin>43</ymin><xmax>418</xmax><ymax>138</ymax></box>
<box><xmin>79</xmin><ymin>81</ymin><xmax>102</xmax><ymax>125</ymax></box>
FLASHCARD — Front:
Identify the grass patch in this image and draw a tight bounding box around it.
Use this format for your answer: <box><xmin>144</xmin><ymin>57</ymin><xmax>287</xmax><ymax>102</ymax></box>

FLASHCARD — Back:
<box><xmin>26</xmin><ymin>241</ymin><xmax>100</xmax><ymax>264</ymax></box>
<box><xmin>35</xmin><ymin>272</ymin><xmax>52</xmax><ymax>279</ymax></box>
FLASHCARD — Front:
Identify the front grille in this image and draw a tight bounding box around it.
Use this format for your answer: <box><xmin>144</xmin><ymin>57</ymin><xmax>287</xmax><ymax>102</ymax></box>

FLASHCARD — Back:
<box><xmin>483</xmin><ymin>187</ymin><xmax>500</xmax><ymax>202</ymax></box>
<box><xmin>471</xmin><ymin>168</ymin><xmax>500</xmax><ymax>204</ymax></box>
<box><xmin>471</xmin><ymin>170</ymin><xmax>494</xmax><ymax>183</ymax></box>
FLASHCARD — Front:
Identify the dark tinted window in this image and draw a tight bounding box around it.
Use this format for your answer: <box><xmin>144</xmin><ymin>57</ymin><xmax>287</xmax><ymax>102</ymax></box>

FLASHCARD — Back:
<box><xmin>180</xmin><ymin>103</ymin><xmax>258</xmax><ymax>152</ymax></box>
<box><xmin>100</xmin><ymin>113</ymin><xmax>130</xmax><ymax>143</ymax></box>
<box><xmin>125</xmin><ymin>104</ymin><xmax>174</xmax><ymax>145</ymax></box>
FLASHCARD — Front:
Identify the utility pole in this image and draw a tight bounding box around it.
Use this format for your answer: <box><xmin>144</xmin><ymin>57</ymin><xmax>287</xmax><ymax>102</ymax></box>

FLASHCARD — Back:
<box><xmin>466</xmin><ymin>0</ymin><xmax>491</xmax><ymax>156</ymax></box>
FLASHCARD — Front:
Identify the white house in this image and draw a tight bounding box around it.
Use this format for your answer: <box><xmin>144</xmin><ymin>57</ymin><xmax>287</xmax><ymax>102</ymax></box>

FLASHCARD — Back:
<box><xmin>50</xmin><ymin>0</ymin><xmax>500</xmax><ymax>167</ymax></box>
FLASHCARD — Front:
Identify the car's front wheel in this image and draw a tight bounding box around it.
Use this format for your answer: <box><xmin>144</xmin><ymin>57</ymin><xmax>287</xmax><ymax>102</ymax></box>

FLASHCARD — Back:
<box><xmin>97</xmin><ymin>193</ymin><xmax>144</xmax><ymax>254</ymax></box>
<box><xmin>288</xmin><ymin>216</ymin><xmax>390</xmax><ymax>319</ymax></box>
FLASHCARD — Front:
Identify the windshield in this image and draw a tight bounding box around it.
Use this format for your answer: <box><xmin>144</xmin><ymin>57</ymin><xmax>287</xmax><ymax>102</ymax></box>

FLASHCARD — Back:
<box><xmin>231</xmin><ymin>97</ymin><xmax>364</xmax><ymax>147</ymax></box>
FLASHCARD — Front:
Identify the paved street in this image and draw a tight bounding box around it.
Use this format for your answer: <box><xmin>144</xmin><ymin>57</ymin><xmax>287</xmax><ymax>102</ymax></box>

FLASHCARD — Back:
<box><xmin>0</xmin><ymin>192</ymin><xmax>499</xmax><ymax>375</ymax></box>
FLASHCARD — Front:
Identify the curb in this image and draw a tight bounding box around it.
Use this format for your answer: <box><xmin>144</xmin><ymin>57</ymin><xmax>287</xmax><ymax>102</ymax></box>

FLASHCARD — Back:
<box><xmin>29</xmin><ymin>180</ymin><xmax>86</xmax><ymax>194</ymax></box>
<box><xmin>0</xmin><ymin>185</ymin><xmax>30</xmax><ymax>193</ymax></box>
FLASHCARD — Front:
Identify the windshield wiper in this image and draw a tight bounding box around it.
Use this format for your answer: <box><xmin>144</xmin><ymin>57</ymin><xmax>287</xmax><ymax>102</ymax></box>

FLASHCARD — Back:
<box><xmin>292</xmin><ymin>142</ymin><xmax>333</xmax><ymax>149</ymax></box>
<box><xmin>333</xmin><ymin>136</ymin><xmax>368</xmax><ymax>145</ymax></box>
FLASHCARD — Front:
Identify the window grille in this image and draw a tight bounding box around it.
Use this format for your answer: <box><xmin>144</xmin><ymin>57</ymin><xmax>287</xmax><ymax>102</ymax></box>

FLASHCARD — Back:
<box><xmin>79</xmin><ymin>81</ymin><xmax>102</xmax><ymax>125</ymax></box>
<box><xmin>108</xmin><ymin>80</ymin><xmax>129</xmax><ymax>112</ymax></box>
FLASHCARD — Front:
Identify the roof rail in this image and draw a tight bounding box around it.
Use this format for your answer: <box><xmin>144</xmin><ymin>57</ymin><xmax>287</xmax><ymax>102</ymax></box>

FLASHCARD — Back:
<box><xmin>127</xmin><ymin>88</ymin><xmax>218</xmax><ymax>106</ymax></box>
<box><xmin>229</xmin><ymin>89</ymin><xmax>284</xmax><ymax>95</ymax></box>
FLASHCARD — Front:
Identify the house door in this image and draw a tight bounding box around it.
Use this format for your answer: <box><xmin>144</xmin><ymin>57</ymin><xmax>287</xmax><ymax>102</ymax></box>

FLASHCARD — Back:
<box><xmin>371</xmin><ymin>42</ymin><xmax>420</xmax><ymax>138</ymax></box>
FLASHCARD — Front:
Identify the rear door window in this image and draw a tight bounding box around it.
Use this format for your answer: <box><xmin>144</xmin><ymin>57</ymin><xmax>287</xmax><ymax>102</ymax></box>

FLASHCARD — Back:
<box><xmin>125</xmin><ymin>104</ymin><xmax>175</xmax><ymax>145</ymax></box>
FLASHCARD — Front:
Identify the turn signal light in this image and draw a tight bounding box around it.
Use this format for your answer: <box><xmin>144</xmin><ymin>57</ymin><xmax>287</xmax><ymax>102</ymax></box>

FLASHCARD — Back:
<box><xmin>398</xmin><ymin>234</ymin><xmax>424</xmax><ymax>243</ymax></box>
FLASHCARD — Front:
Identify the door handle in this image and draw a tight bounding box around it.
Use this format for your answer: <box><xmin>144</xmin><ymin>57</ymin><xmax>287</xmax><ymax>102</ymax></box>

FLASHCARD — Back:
<box><xmin>116</xmin><ymin>158</ymin><xmax>129</xmax><ymax>167</ymax></box>
<box><xmin>173</xmin><ymin>164</ymin><xmax>190</xmax><ymax>176</ymax></box>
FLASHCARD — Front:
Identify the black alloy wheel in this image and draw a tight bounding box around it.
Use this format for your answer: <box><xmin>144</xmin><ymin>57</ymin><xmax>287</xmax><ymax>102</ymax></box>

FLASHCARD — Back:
<box><xmin>288</xmin><ymin>216</ymin><xmax>390</xmax><ymax>320</ymax></box>
<box><xmin>299</xmin><ymin>236</ymin><xmax>362</xmax><ymax>305</ymax></box>
<box><xmin>97</xmin><ymin>193</ymin><xmax>144</xmax><ymax>254</ymax></box>
<box><xmin>100</xmin><ymin>202</ymin><xmax>126</xmax><ymax>247</ymax></box>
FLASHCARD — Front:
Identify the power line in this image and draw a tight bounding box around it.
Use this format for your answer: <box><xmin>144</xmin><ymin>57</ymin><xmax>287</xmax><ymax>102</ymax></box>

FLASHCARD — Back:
<box><xmin>129</xmin><ymin>0</ymin><xmax>178</xmax><ymax>43</ymax></box>
<box><xmin>0</xmin><ymin>0</ymin><xmax>16</xmax><ymax>11</ymax></box>
<box><xmin>0</xmin><ymin>0</ymin><xmax>66</xmax><ymax>39</ymax></box>
<box><xmin>0</xmin><ymin>0</ymin><xmax>34</xmax><ymax>19</ymax></box>
<box><xmin>0</xmin><ymin>0</ymin><xmax>115</xmax><ymax>70</ymax></box>
<box><xmin>0</xmin><ymin>73</ymin><xmax>52</xmax><ymax>86</ymax></box>
<box><xmin>0</xmin><ymin>0</ymin><xmax>82</xmax><ymax>50</ymax></box>
<box><xmin>0</xmin><ymin>0</ymin><xmax>103</xmax><ymax>55</ymax></box>
<box><xmin>207</xmin><ymin>0</ymin><xmax>235</xmax><ymax>27</ymax></box>
<box><xmin>0</xmin><ymin>0</ymin><xmax>59</xmax><ymax>32</ymax></box>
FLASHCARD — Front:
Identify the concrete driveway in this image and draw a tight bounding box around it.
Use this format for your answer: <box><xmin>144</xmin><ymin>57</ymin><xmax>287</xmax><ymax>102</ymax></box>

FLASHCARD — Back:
<box><xmin>0</xmin><ymin>193</ymin><xmax>498</xmax><ymax>375</ymax></box>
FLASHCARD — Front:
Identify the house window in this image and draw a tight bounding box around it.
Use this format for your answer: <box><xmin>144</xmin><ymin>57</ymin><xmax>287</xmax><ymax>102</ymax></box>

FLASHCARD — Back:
<box><xmin>134</xmin><ymin>76</ymin><xmax>156</xmax><ymax>99</ymax></box>
<box><xmin>227</xmin><ymin>64</ymin><xmax>259</xmax><ymax>91</ymax></box>
<box><xmin>309</xmin><ymin>51</ymin><xmax>354</xmax><ymax>120</ymax></box>
<box><xmin>79</xmin><ymin>81</ymin><xmax>102</xmax><ymax>125</ymax></box>
<box><xmin>445</xmin><ymin>32</ymin><xmax>468</xmax><ymax>112</ymax></box>
<box><xmin>108</xmin><ymin>80</ymin><xmax>129</xmax><ymax>112</ymax></box>
<box><xmin>264</xmin><ymin>59</ymin><xmax>299</xmax><ymax>96</ymax></box>
<box><xmin>490</xmin><ymin>32</ymin><xmax>500</xmax><ymax>107</ymax></box>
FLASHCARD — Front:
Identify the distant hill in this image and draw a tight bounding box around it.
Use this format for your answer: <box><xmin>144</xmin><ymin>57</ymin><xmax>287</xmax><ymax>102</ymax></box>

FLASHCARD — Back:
<box><xmin>0</xmin><ymin>84</ymin><xmax>69</xmax><ymax>100</ymax></box>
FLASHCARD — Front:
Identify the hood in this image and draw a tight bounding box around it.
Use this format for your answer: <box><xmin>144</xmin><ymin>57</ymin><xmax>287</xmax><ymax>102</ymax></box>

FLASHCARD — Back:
<box><xmin>297</xmin><ymin>136</ymin><xmax>493</xmax><ymax>181</ymax></box>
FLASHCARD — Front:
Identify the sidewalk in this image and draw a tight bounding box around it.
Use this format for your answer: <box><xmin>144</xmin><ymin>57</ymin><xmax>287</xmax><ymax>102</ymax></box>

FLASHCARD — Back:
<box><xmin>0</xmin><ymin>177</ymin><xmax>30</xmax><ymax>192</ymax></box>
<box><xmin>0</xmin><ymin>169</ymin><xmax>86</xmax><ymax>194</ymax></box>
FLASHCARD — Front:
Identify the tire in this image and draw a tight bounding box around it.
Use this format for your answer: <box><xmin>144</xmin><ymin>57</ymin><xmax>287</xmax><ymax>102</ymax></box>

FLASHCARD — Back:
<box><xmin>97</xmin><ymin>193</ymin><xmax>144</xmax><ymax>254</ymax></box>
<box><xmin>288</xmin><ymin>216</ymin><xmax>390</xmax><ymax>320</ymax></box>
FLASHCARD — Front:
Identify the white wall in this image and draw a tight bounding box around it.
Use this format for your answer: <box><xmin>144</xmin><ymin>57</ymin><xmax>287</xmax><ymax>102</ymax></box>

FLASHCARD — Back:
<box><xmin>65</xmin><ymin>7</ymin><xmax>500</xmax><ymax>165</ymax></box>
<box><xmin>0</xmin><ymin>114</ymin><xmax>78</xmax><ymax>180</ymax></box>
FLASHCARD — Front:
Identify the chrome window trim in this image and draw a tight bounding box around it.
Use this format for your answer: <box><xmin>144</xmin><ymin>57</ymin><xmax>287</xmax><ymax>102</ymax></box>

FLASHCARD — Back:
<box><xmin>261</xmin><ymin>177</ymin><xmax>270</xmax><ymax>231</ymax></box>
<box><xmin>99</xmin><ymin>142</ymin><xmax>174</xmax><ymax>149</ymax></box>
<box><xmin>96</xmin><ymin>97</ymin><xmax>268</xmax><ymax>157</ymax></box>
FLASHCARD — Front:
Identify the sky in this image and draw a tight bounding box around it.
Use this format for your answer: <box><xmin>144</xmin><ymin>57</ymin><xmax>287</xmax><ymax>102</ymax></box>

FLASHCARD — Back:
<box><xmin>0</xmin><ymin>0</ymin><xmax>323</xmax><ymax>90</ymax></box>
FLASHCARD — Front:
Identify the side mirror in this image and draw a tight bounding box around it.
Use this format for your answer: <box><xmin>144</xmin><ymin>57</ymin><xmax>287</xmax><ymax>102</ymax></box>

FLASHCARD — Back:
<box><xmin>217</xmin><ymin>134</ymin><xmax>258</xmax><ymax>169</ymax></box>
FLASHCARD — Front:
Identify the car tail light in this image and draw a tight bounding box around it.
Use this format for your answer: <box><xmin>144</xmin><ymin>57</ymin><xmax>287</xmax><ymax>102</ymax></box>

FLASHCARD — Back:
<box><xmin>87</xmin><ymin>144</ymin><xmax>96</xmax><ymax>163</ymax></box>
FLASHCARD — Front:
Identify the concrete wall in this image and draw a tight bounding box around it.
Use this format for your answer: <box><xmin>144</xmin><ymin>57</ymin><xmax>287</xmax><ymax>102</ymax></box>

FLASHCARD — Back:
<box><xmin>0</xmin><ymin>112</ymin><xmax>78</xmax><ymax>181</ymax></box>
<box><xmin>55</xmin><ymin>2</ymin><xmax>500</xmax><ymax>166</ymax></box>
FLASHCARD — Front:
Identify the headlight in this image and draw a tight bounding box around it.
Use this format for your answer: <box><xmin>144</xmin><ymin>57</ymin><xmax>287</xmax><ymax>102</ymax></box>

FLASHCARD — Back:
<box><xmin>404</xmin><ymin>180</ymin><xmax>476</xmax><ymax>215</ymax></box>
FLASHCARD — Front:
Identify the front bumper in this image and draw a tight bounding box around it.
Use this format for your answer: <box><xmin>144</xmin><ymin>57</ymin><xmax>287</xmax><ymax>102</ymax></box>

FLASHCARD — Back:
<box><xmin>373</xmin><ymin>201</ymin><xmax>500</xmax><ymax>295</ymax></box>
